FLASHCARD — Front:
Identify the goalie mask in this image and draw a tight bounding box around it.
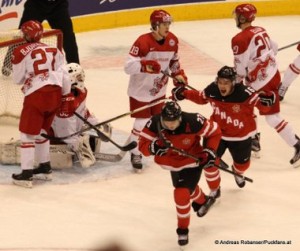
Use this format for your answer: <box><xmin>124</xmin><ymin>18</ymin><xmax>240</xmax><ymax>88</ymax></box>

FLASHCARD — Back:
<box><xmin>21</xmin><ymin>20</ymin><xmax>43</xmax><ymax>42</ymax></box>
<box><xmin>66</xmin><ymin>63</ymin><xmax>85</xmax><ymax>91</ymax></box>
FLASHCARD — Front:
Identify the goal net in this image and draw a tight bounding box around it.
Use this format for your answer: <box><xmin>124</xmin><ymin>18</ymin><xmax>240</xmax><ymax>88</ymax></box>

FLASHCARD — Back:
<box><xmin>0</xmin><ymin>29</ymin><xmax>63</xmax><ymax>120</ymax></box>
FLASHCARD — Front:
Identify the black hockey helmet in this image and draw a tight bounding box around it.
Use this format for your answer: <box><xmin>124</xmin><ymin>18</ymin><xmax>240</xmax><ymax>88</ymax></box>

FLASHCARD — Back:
<box><xmin>161</xmin><ymin>101</ymin><xmax>182</xmax><ymax>121</ymax></box>
<box><xmin>217</xmin><ymin>66</ymin><xmax>237</xmax><ymax>83</ymax></box>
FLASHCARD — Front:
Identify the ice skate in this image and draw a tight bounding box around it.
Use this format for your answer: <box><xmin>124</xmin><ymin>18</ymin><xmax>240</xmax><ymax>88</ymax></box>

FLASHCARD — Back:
<box><xmin>232</xmin><ymin>166</ymin><xmax>246</xmax><ymax>188</ymax></box>
<box><xmin>131</xmin><ymin>153</ymin><xmax>143</xmax><ymax>172</ymax></box>
<box><xmin>209</xmin><ymin>187</ymin><xmax>221</xmax><ymax>199</ymax></box>
<box><xmin>33</xmin><ymin>161</ymin><xmax>52</xmax><ymax>180</ymax></box>
<box><xmin>278</xmin><ymin>84</ymin><xmax>288</xmax><ymax>101</ymax></box>
<box><xmin>290</xmin><ymin>140</ymin><xmax>300</xmax><ymax>168</ymax></box>
<box><xmin>176</xmin><ymin>228</ymin><xmax>189</xmax><ymax>247</ymax></box>
<box><xmin>12</xmin><ymin>170</ymin><xmax>33</xmax><ymax>188</ymax></box>
<box><xmin>251</xmin><ymin>132</ymin><xmax>261</xmax><ymax>158</ymax></box>
<box><xmin>192</xmin><ymin>196</ymin><xmax>216</xmax><ymax>217</ymax></box>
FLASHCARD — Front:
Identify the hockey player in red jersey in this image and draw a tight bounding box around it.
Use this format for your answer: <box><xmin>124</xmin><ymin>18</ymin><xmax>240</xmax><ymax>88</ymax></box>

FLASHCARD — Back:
<box><xmin>231</xmin><ymin>3</ymin><xmax>300</xmax><ymax>167</ymax></box>
<box><xmin>279</xmin><ymin>44</ymin><xmax>300</xmax><ymax>101</ymax></box>
<box><xmin>11</xmin><ymin>20</ymin><xmax>71</xmax><ymax>188</ymax></box>
<box><xmin>172</xmin><ymin>66</ymin><xmax>275</xmax><ymax>189</ymax></box>
<box><xmin>51</xmin><ymin>63</ymin><xmax>111</xmax><ymax>168</ymax></box>
<box><xmin>139</xmin><ymin>101</ymin><xmax>221</xmax><ymax>247</ymax></box>
<box><xmin>124</xmin><ymin>9</ymin><xmax>188</xmax><ymax>171</ymax></box>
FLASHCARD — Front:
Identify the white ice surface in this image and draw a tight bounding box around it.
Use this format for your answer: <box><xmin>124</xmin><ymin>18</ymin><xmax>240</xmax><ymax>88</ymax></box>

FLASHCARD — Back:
<box><xmin>1</xmin><ymin>16</ymin><xmax>300</xmax><ymax>251</ymax></box>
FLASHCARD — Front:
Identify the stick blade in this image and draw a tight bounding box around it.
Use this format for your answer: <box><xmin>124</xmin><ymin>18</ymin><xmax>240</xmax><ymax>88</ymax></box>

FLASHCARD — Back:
<box><xmin>121</xmin><ymin>141</ymin><xmax>137</xmax><ymax>151</ymax></box>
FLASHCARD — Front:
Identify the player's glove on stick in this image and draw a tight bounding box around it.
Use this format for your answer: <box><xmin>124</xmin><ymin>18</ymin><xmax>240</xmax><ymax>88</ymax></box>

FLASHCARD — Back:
<box><xmin>171</xmin><ymin>86</ymin><xmax>187</xmax><ymax>101</ymax></box>
<box><xmin>171</xmin><ymin>69</ymin><xmax>188</xmax><ymax>86</ymax></box>
<box><xmin>199</xmin><ymin>148</ymin><xmax>216</xmax><ymax>169</ymax></box>
<box><xmin>149</xmin><ymin>139</ymin><xmax>171</xmax><ymax>156</ymax></box>
<box><xmin>141</xmin><ymin>60</ymin><xmax>161</xmax><ymax>74</ymax></box>
<box><xmin>259</xmin><ymin>91</ymin><xmax>276</xmax><ymax>106</ymax></box>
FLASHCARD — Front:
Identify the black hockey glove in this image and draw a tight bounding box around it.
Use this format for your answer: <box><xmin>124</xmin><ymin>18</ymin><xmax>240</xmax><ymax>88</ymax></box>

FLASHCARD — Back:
<box><xmin>172</xmin><ymin>86</ymin><xmax>187</xmax><ymax>101</ymax></box>
<box><xmin>259</xmin><ymin>91</ymin><xmax>276</xmax><ymax>106</ymax></box>
<box><xmin>199</xmin><ymin>148</ymin><xmax>216</xmax><ymax>169</ymax></box>
<box><xmin>149</xmin><ymin>139</ymin><xmax>171</xmax><ymax>156</ymax></box>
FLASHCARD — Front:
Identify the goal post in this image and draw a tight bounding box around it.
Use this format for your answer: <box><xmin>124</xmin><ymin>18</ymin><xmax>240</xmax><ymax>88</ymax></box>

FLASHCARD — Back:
<box><xmin>0</xmin><ymin>29</ymin><xmax>63</xmax><ymax>119</ymax></box>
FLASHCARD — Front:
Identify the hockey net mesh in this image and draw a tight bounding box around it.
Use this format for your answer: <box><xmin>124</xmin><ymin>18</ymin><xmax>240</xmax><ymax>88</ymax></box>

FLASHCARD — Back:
<box><xmin>0</xmin><ymin>29</ymin><xmax>63</xmax><ymax>120</ymax></box>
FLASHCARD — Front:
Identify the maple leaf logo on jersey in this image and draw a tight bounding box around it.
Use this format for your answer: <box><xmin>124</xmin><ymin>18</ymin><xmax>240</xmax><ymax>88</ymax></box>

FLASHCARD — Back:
<box><xmin>232</xmin><ymin>104</ymin><xmax>241</xmax><ymax>113</ymax></box>
<box><xmin>182</xmin><ymin>138</ymin><xmax>191</xmax><ymax>145</ymax></box>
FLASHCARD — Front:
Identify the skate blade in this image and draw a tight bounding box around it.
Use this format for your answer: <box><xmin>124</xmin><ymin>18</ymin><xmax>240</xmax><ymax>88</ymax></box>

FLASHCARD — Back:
<box><xmin>12</xmin><ymin>179</ymin><xmax>33</xmax><ymax>188</ymax></box>
<box><xmin>178</xmin><ymin>244</ymin><xmax>188</xmax><ymax>251</ymax></box>
<box><xmin>251</xmin><ymin>151</ymin><xmax>261</xmax><ymax>159</ymax></box>
<box><xmin>133</xmin><ymin>168</ymin><xmax>143</xmax><ymax>174</ymax></box>
<box><xmin>33</xmin><ymin>173</ymin><xmax>52</xmax><ymax>181</ymax></box>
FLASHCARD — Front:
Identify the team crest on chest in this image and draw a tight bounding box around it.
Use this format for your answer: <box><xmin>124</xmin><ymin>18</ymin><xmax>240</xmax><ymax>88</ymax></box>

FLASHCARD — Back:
<box><xmin>232</xmin><ymin>104</ymin><xmax>241</xmax><ymax>113</ymax></box>
<box><xmin>182</xmin><ymin>138</ymin><xmax>191</xmax><ymax>145</ymax></box>
<box><xmin>169</xmin><ymin>39</ymin><xmax>175</xmax><ymax>47</ymax></box>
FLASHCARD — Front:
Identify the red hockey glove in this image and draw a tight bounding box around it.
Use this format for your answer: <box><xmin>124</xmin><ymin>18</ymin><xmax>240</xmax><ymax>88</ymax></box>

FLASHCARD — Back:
<box><xmin>171</xmin><ymin>86</ymin><xmax>187</xmax><ymax>101</ymax></box>
<box><xmin>171</xmin><ymin>69</ymin><xmax>188</xmax><ymax>87</ymax></box>
<box><xmin>259</xmin><ymin>91</ymin><xmax>276</xmax><ymax>106</ymax></box>
<box><xmin>141</xmin><ymin>60</ymin><xmax>161</xmax><ymax>74</ymax></box>
<box><xmin>198</xmin><ymin>148</ymin><xmax>216</xmax><ymax>169</ymax></box>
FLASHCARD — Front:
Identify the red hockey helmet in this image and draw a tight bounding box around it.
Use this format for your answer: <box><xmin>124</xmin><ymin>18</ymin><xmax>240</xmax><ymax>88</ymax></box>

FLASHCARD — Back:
<box><xmin>150</xmin><ymin>9</ymin><xmax>172</xmax><ymax>30</ymax></box>
<box><xmin>21</xmin><ymin>20</ymin><xmax>43</xmax><ymax>42</ymax></box>
<box><xmin>234</xmin><ymin>4</ymin><xmax>257</xmax><ymax>23</ymax></box>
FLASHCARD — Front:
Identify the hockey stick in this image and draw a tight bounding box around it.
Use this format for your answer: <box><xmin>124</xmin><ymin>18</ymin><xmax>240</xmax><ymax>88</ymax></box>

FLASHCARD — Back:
<box><xmin>156</xmin><ymin>122</ymin><xmax>252</xmax><ymax>183</ymax></box>
<box><xmin>41</xmin><ymin>98</ymin><xmax>169</xmax><ymax>141</ymax></box>
<box><xmin>74</xmin><ymin>112</ymin><xmax>137</xmax><ymax>151</ymax></box>
<box><xmin>94</xmin><ymin>136</ymin><xmax>130</xmax><ymax>162</ymax></box>
<box><xmin>161</xmin><ymin>70</ymin><xmax>197</xmax><ymax>91</ymax></box>
<box><xmin>278</xmin><ymin>41</ymin><xmax>300</xmax><ymax>52</ymax></box>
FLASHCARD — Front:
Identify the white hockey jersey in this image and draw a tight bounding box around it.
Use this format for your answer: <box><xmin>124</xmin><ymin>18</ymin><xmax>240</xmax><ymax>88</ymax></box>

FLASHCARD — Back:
<box><xmin>124</xmin><ymin>31</ymin><xmax>182</xmax><ymax>102</ymax></box>
<box><xmin>12</xmin><ymin>42</ymin><xmax>70</xmax><ymax>95</ymax></box>
<box><xmin>231</xmin><ymin>26</ymin><xmax>279</xmax><ymax>90</ymax></box>
<box><xmin>51</xmin><ymin>88</ymin><xmax>98</xmax><ymax>149</ymax></box>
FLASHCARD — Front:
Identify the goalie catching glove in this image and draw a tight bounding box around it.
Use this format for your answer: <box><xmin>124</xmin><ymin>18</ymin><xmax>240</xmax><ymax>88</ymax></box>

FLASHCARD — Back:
<box><xmin>198</xmin><ymin>148</ymin><xmax>216</xmax><ymax>169</ymax></box>
<box><xmin>149</xmin><ymin>139</ymin><xmax>171</xmax><ymax>156</ymax></box>
<box><xmin>259</xmin><ymin>91</ymin><xmax>276</xmax><ymax>106</ymax></box>
<box><xmin>141</xmin><ymin>60</ymin><xmax>161</xmax><ymax>74</ymax></box>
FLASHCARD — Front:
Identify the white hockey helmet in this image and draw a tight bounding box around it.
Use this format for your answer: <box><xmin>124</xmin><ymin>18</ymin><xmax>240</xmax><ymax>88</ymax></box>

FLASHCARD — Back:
<box><xmin>65</xmin><ymin>63</ymin><xmax>85</xmax><ymax>91</ymax></box>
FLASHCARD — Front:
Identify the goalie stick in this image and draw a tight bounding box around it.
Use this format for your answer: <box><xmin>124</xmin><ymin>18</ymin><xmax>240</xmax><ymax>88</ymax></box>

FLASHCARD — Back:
<box><xmin>156</xmin><ymin>122</ymin><xmax>253</xmax><ymax>183</ymax></box>
<box><xmin>41</xmin><ymin>98</ymin><xmax>170</xmax><ymax>141</ymax></box>
<box><xmin>74</xmin><ymin>112</ymin><xmax>136</xmax><ymax>152</ymax></box>
<box><xmin>94</xmin><ymin>136</ymin><xmax>130</xmax><ymax>162</ymax></box>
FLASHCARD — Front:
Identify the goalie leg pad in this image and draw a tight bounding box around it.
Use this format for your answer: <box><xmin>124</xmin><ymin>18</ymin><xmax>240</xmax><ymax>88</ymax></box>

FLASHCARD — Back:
<box><xmin>0</xmin><ymin>139</ymin><xmax>21</xmax><ymax>165</ymax></box>
<box><xmin>49</xmin><ymin>144</ymin><xmax>74</xmax><ymax>169</ymax></box>
<box><xmin>74</xmin><ymin>135</ymin><xmax>96</xmax><ymax>168</ymax></box>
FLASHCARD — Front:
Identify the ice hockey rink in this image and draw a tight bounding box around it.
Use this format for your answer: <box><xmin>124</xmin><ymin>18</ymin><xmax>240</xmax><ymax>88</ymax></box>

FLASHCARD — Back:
<box><xmin>1</xmin><ymin>15</ymin><xmax>300</xmax><ymax>251</ymax></box>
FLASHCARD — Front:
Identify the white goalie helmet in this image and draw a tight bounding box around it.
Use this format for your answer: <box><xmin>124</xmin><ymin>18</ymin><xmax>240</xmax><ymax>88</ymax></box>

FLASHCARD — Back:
<box><xmin>65</xmin><ymin>63</ymin><xmax>85</xmax><ymax>91</ymax></box>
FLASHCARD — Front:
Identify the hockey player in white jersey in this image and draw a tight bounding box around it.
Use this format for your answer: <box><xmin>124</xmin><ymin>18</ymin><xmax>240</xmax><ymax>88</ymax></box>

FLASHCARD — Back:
<box><xmin>51</xmin><ymin>63</ymin><xmax>111</xmax><ymax>168</ymax></box>
<box><xmin>279</xmin><ymin>43</ymin><xmax>300</xmax><ymax>101</ymax></box>
<box><xmin>11</xmin><ymin>20</ymin><xmax>71</xmax><ymax>188</ymax></box>
<box><xmin>124</xmin><ymin>9</ymin><xmax>188</xmax><ymax>171</ymax></box>
<box><xmin>231</xmin><ymin>3</ymin><xmax>300</xmax><ymax>167</ymax></box>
